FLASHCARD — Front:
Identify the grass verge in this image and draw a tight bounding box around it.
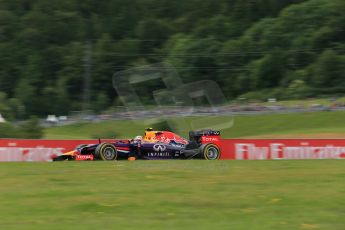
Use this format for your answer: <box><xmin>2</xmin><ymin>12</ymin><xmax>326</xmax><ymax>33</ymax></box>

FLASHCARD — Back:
<box><xmin>0</xmin><ymin>160</ymin><xmax>344</xmax><ymax>230</ymax></box>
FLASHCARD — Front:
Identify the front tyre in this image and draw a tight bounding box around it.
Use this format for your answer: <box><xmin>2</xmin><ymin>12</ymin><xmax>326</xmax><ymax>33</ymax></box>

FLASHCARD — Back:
<box><xmin>200</xmin><ymin>143</ymin><xmax>221</xmax><ymax>160</ymax></box>
<box><xmin>95</xmin><ymin>143</ymin><xmax>118</xmax><ymax>161</ymax></box>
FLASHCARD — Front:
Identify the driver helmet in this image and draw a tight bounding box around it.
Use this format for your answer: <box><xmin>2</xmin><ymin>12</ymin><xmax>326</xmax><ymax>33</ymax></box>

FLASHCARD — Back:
<box><xmin>144</xmin><ymin>128</ymin><xmax>156</xmax><ymax>142</ymax></box>
<box><xmin>134</xmin><ymin>136</ymin><xmax>143</xmax><ymax>141</ymax></box>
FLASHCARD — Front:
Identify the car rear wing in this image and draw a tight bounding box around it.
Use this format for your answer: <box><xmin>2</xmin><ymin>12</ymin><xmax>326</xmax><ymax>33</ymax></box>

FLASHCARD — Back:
<box><xmin>189</xmin><ymin>130</ymin><xmax>221</xmax><ymax>145</ymax></box>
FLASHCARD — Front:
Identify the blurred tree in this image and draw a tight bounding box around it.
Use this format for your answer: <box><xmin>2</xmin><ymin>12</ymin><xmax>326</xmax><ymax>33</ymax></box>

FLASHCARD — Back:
<box><xmin>0</xmin><ymin>92</ymin><xmax>10</xmax><ymax>119</ymax></box>
<box><xmin>0</xmin><ymin>0</ymin><xmax>343</xmax><ymax>117</ymax></box>
<box><xmin>249</xmin><ymin>52</ymin><xmax>285</xmax><ymax>90</ymax></box>
<box><xmin>0</xmin><ymin>10</ymin><xmax>17</xmax><ymax>42</ymax></box>
<box><xmin>93</xmin><ymin>92</ymin><xmax>110</xmax><ymax>113</ymax></box>
<box><xmin>18</xmin><ymin>116</ymin><xmax>43</xmax><ymax>139</ymax></box>
<box><xmin>312</xmin><ymin>50</ymin><xmax>345</xmax><ymax>90</ymax></box>
<box><xmin>135</xmin><ymin>18</ymin><xmax>173</xmax><ymax>55</ymax></box>
<box><xmin>56</xmin><ymin>42</ymin><xmax>84</xmax><ymax>111</ymax></box>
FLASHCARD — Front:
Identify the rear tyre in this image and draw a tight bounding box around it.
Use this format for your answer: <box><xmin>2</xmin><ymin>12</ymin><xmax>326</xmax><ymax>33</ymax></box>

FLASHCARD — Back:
<box><xmin>94</xmin><ymin>143</ymin><xmax>118</xmax><ymax>161</ymax></box>
<box><xmin>200</xmin><ymin>143</ymin><xmax>221</xmax><ymax>160</ymax></box>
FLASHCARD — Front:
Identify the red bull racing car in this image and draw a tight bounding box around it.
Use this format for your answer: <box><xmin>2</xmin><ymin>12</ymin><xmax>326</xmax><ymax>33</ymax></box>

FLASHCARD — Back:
<box><xmin>53</xmin><ymin>129</ymin><xmax>221</xmax><ymax>161</ymax></box>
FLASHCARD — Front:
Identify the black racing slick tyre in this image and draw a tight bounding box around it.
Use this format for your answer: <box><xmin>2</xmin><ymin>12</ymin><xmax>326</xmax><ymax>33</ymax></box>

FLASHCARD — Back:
<box><xmin>94</xmin><ymin>143</ymin><xmax>118</xmax><ymax>161</ymax></box>
<box><xmin>200</xmin><ymin>143</ymin><xmax>221</xmax><ymax>160</ymax></box>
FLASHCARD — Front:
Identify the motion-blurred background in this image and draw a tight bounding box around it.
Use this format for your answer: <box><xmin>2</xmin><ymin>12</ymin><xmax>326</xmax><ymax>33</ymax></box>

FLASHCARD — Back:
<box><xmin>1</xmin><ymin>2</ymin><xmax>345</xmax><ymax>228</ymax></box>
<box><xmin>0</xmin><ymin>0</ymin><xmax>344</xmax><ymax>138</ymax></box>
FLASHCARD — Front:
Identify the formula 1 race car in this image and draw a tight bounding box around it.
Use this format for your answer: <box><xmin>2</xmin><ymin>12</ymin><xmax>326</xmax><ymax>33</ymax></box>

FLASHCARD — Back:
<box><xmin>53</xmin><ymin>129</ymin><xmax>221</xmax><ymax>161</ymax></box>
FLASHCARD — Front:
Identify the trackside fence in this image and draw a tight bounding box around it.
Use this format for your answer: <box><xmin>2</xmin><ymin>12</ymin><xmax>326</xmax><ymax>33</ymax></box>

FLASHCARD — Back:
<box><xmin>0</xmin><ymin>139</ymin><xmax>345</xmax><ymax>161</ymax></box>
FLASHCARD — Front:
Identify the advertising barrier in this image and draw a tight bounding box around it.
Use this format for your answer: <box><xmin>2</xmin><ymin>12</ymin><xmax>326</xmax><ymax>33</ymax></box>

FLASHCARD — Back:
<box><xmin>0</xmin><ymin>139</ymin><xmax>109</xmax><ymax>162</ymax></box>
<box><xmin>220</xmin><ymin>139</ymin><xmax>345</xmax><ymax>160</ymax></box>
<box><xmin>0</xmin><ymin>139</ymin><xmax>345</xmax><ymax>161</ymax></box>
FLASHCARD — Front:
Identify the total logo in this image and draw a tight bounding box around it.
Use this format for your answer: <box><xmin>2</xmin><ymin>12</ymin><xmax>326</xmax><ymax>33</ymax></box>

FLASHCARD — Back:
<box><xmin>153</xmin><ymin>144</ymin><xmax>167</xmax><ymax>152</ymax></box>
<box><xmin>202</xmin><ymin>136</ymin><xmax>220</xmax><ymax>142</ymax></box>
<box><xmin>75</xmin><ymin>155</ymin><xmax>94</xmax><ymax>161</ymax></box>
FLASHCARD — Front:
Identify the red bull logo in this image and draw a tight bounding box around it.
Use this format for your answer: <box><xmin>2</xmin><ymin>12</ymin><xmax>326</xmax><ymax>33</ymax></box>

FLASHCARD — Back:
<box><xmin>155</xmin><ymin>131</ymin><xmax>189</xmax><ymax>145</ymax></box>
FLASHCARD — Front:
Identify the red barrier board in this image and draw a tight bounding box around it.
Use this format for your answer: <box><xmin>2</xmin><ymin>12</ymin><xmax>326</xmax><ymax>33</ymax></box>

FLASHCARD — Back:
<box><xmin>1</xmin><ymin>139</ymin><xmax>345</xmax><ymax>161</ymax></box>
<box><xmin>0</xmin><ymin>139</ymin><xmax>111</xmax><ymax>162</ymax></box>
<box><xmin>220</xmin><ymin>139</ymin><xmax>345</xmax><ymax>160</ymax></box>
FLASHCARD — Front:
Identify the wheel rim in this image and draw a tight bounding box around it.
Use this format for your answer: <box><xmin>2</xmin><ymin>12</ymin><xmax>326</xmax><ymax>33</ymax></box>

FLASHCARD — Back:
<box><xmin>102</xmin><ymin>146</ymin><xmax>116</xmax><ymax>160</ymax></box>
<box><xmin>206</xmin><ymin>146</ymin><xmax>219</xmax><ymax>160</ymax></box>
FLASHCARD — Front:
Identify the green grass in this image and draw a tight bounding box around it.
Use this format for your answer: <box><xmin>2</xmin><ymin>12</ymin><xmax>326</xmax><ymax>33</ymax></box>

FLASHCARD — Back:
<box><xmin>0</xmin><ymin>161</ymin><xmax>344</xmax><ymax>230</ymax></box>
<box><xmin>44</xmin><ymin>111</ymin><xmax>345</xmax><ymax>139</ymax></box>
<box><xmin>222</xmin><ymin>111</ymin><xmax>345</xmax><ymax>138</ymax></box>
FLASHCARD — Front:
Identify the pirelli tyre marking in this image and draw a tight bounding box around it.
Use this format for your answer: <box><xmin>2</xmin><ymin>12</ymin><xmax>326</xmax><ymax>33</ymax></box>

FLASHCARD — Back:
<box><xmin>95</xmin><ymin>143</ymin><xmax>118</xmax><ymax>161</ymax></box>
<box><xmin>202</xmin><ymin>143</ymin><xmax>221</xmax><ymax>160</ymax></box>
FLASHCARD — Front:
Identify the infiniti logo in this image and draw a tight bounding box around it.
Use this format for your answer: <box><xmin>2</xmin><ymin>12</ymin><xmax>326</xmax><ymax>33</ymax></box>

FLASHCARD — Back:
<box><xmin>153</xmin><ymin>144</ymin><xmax>167</xmax><ymax>152</ymax></box>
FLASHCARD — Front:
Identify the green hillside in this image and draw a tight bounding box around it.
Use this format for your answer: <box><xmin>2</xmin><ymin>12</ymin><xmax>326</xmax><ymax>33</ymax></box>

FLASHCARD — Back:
<box><xmin>44</xmin><ymin>111</ymin><xmax>345</xmax><ymax>139</ymax></box>
<box><xmin>0</xmin><ymin>0</ymin><xmax>344</xmax><ymax>119</ymax></box>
